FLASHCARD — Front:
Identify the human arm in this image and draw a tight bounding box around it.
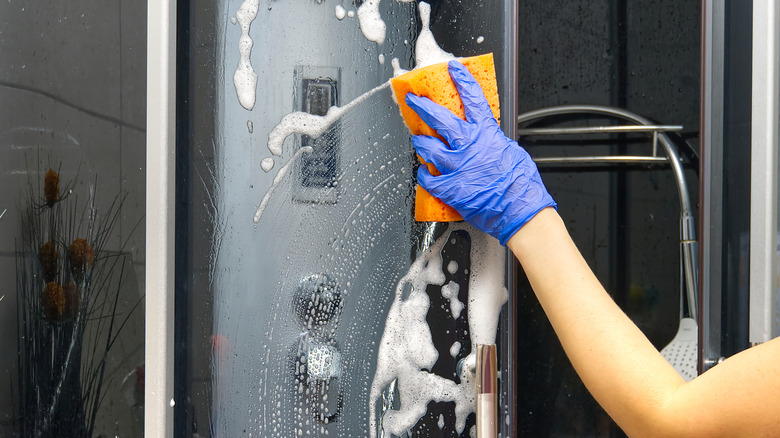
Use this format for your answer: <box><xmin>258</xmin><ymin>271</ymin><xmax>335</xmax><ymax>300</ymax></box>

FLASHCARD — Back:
<box><xmin>407</xmin><ymin>60</ymin><xmax>780</xmax><ymax>437</ymax></box>
<box><xmin>508</xmin><ymin>208</ymin><xmax>780</xmax><ymax>437</ymax></box>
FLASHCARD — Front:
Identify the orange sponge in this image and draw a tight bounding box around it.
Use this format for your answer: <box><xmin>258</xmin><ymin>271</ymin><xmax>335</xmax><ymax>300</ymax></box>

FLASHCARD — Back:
<box><xmin>391</xmin><ymin>53</ymin><xmax>500</xmax><ymax>222</ymax></box>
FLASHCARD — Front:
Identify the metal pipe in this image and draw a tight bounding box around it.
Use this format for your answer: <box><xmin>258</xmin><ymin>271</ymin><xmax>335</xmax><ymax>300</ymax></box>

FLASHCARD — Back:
<box><xmin>518</xmin><ymin>105</ymin><xmax>693</xmax><ymax>217</ymax></box>
<box><xmin>517</xmin><ymin>124</ymin><xmax>682</xmax><ymax>136</ymax></box>
<box><xmin>517</xmin><ymin>104</ymin><xmax>698</xmax><ymax>317</ymax></box>
<box><xmin>535</xmin><ymin>156</ymin><xmax>669</xmax><ymax>165</ymax></box>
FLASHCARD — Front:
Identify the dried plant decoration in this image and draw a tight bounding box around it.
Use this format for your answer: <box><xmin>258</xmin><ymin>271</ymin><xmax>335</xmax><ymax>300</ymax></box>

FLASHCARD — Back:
<box><xmin>68</xmin><ymin>238</ymin><xmax>95</xmax><ymax>283</ymax></box>
<box><xmin>39</xmin><ymin>240</ymin><xmax>59</xmax><ymax>282</ymax></box>
<box><xmin>41</xmin><ymin>281</ymin><xmax>66</xmax><ymax>322</ymax></box>
<box><xmin>44</xmin><ymin>169</ymin><xmax>60</xmax><ymax>206</ymax></box>
<box><xmin>15</xmin><ymin>159</ymin><xmax>144</xmax><ymax>437</ymax></box>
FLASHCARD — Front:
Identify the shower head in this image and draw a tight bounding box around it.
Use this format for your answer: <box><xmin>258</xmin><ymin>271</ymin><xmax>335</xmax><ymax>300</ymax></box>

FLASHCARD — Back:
<box><xmin>660</xmin><ymin>317</ymin><xmax>697</xmax><ymax>381</ymax></box>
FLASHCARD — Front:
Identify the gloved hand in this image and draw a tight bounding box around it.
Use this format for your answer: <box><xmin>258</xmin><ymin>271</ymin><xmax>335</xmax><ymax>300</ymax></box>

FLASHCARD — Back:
<box><xmin>406</xmin><ymin>60</ymin><xmax>556</xmax><ymax>245</ymax></box>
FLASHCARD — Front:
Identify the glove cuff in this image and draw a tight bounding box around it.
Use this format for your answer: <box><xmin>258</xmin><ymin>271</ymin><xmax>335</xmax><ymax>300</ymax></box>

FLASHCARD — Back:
<box><xmin>497</xmin><ymin>199</ymin><xmax>558</xmax><ymax>246</ymax></box>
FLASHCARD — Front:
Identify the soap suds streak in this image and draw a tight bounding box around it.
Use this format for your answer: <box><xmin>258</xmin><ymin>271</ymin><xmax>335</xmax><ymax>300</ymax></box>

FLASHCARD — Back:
<box><xmin>253</xmin><ymin>146</ymin><xmax>312</xmax><ymax>223</ymax></box>
<box><xmin>233</xmin><ymin>0</ymin><xmax>259</xmax><ymax>110</ymax></box>
<box><xmin>266</xmin><ymin>81</ymin><xmax>391</xmax><ymax>157</ymax></box>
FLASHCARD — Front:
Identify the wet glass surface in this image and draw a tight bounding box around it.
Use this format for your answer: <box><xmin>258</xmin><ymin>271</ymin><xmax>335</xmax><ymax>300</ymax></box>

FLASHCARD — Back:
<box><xmin>176</xmin><ymin>1</ymin><xmax>514</xmax><ymax>437</ymax></box>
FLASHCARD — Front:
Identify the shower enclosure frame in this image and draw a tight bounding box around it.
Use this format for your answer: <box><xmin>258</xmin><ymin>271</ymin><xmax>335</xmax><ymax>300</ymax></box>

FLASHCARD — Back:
<box><xmin>144</xmin><ymin>0</ymin><xmax>780</xmax><ymax>435</ymax></box>
<box><xmin>146</xmin><ymin>1</ymin><xmax>176</xmax><ymax>437</ymax></box>
<box><xmin>747</xmin><ymin>0</ymin><xmax>779</xmax><ymax>347</ymax></box>
<box><xmin>700</xmin><ymin>0</ymin><xmax>780</xmax><ymax>370</ymax></box>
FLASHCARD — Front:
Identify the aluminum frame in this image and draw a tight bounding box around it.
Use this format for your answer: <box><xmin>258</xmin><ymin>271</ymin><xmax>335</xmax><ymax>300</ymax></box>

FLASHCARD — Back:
<box><xmin>503</xmin><ymin>1</ymin><xmax>519</xmax><ymax>435</ymax></box>
<box><xmin>700</xmin><ymin>0</ymin><xmax>725</xmax><ymax>370</ymax></box>
<box><xmin>145</xmin><ymin>0</ymin><xmax>177</xmax><ymax>436</ymax></box>
<box><xmin>749</xmin><ymin>0</ymin><xmax>780</xmax><ymax>345</ymax></box>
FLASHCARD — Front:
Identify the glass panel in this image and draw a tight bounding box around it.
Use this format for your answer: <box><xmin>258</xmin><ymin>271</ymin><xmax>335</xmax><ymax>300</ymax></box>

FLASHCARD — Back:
<box><xmin>516</xmin><ymin>1</ymin><xmax>701</xmax><ymax>436</ymax></box>
<box><xmin>0</xmin><ymin>2</ymin><xmax>146</xmax><ymax>436</ymax></box>
<box><xmin>177</xmin><ymin>1</ymin><xmax>515</xmax><ymax>437</ymax></box>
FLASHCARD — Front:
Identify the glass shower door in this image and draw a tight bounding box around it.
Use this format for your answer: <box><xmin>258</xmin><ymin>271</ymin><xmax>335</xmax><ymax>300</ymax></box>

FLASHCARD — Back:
<box><xmin>174</xmin><ymin>1</ymin><xmax>518</xmax><ymax>437</ymax></box>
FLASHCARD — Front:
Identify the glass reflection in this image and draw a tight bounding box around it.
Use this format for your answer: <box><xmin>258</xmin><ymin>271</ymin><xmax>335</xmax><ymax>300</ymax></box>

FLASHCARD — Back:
<box><xmin>0</xmin><ymin>1</ymin><xmax>146</xmax><ymax>436</ymax></box>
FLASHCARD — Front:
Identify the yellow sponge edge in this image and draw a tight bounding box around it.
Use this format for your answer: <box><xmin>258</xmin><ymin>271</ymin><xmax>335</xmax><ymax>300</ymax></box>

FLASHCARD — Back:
<box><xmin>391</xmin><ymin>53</ymin><xmax>500</xmax><ymax>222</ymax></box>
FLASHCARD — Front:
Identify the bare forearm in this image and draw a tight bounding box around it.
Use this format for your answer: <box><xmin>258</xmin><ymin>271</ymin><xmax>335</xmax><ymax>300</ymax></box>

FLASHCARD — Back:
<box><xmin>507</xmin><ymin>208</ymin><xmax>686</xmax><ymax>436</ymax></box>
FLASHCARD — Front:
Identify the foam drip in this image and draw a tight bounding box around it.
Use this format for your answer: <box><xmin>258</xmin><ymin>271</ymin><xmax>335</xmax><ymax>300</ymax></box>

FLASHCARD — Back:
<box><xmin>369</xmin><ymin>223</ymin><xmax>507</xmax><ymax>436</ymax></box>
<box><xmin>414</xmin><ymin>2</ymin><xmax>455</xmax><ymax>68</ymax></box>
<box><xmin>357</xmin><ymin>0</ymin><xmax>386</xmax><ymax>45</ymax></box>
<box><xmin>233</xmin><ymin>0</ymin><xmax>259</xmax><ymax>110</ymax></box>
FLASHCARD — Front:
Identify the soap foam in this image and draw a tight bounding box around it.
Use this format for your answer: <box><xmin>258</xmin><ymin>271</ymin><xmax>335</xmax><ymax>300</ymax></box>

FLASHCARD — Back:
<box><xmin>441</xmin><ymin>281</ymin><xmax>464</xmax><ymax>319</ymax></box>
<box><xmin>414</xmin><ymin>2</ymin><xmax>455</xmax><ymax>68</ymax></box>
<box><xmin>391</xmin><ymin>58</ymin><xmax>408</xmax><ymax>77</ymax></box>
<box><xmin>357</xmin><ymin>0</ymin><xmax>387</xmax><ymax>45</ymax></box>
<box><xmin>233</xmin><ymin>0</ymin><xmax>259</xmax><ymax>110</ymax></box>
<box><xmin>356</xmin><ymin>0</ymin><xmax>418</xmax><ymax>47</ymax></box>
<box><xmin>466</xmin><ymin>230</ymin><xmax>509</xmax><ymax>346</ymax></box>
<box><xmin>369</xmin><ymin>223</ymin><xmax>507</xmax><ymax>436</ymax></box>
<box><xmin>266</xmin><ymin>82</ymin><xmax>390</xmax><ymax>157</ymax></box>
<box><xmin>369</xmin><ymin>231</ymin><xmax>475</xmax><ymax>437</ymax></box>
<box><xmin>335</xmin><ymin>5</ymin><xmax>347</xmax><ymax>20</ymax></box>
<box><xmin>449</xmin><ymin>341</ymin><xmax>461</xmax><ymax>358</ymax></box>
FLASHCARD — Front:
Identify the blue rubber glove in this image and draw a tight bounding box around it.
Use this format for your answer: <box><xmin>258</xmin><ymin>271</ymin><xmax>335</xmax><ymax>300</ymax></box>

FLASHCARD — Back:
<box><xmin>405</xmin><ymin>60</ymin><xmax>556</xmax><ymax>245</ymax></box>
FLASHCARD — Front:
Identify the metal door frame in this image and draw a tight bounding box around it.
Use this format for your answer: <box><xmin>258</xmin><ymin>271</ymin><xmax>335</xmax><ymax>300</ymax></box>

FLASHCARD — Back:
<box><xmin>701</xmin><ymin>0</ymin><xmax>779</xmax><ymax>368</ymax></box>
<box><xmin>149</xmin><ymin>0</ymin><xmax>780</xmax><ymax>434</ymax></box>
<box><xmin>146</xmin><ymin>0</ymin><xmax>176</xmax><ymax>436</ymax></box>
<box><xmin>749</xmin><ymin>0</ymin><xmax>780</xmax><ymax>346</ymax></box>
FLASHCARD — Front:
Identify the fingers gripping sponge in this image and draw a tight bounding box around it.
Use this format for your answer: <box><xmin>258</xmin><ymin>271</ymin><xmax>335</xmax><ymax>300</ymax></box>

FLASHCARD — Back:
<box><xmin>391</xmin><ymin>53</ymin><xmax>501</xmax><ymax>222</ymax></box>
